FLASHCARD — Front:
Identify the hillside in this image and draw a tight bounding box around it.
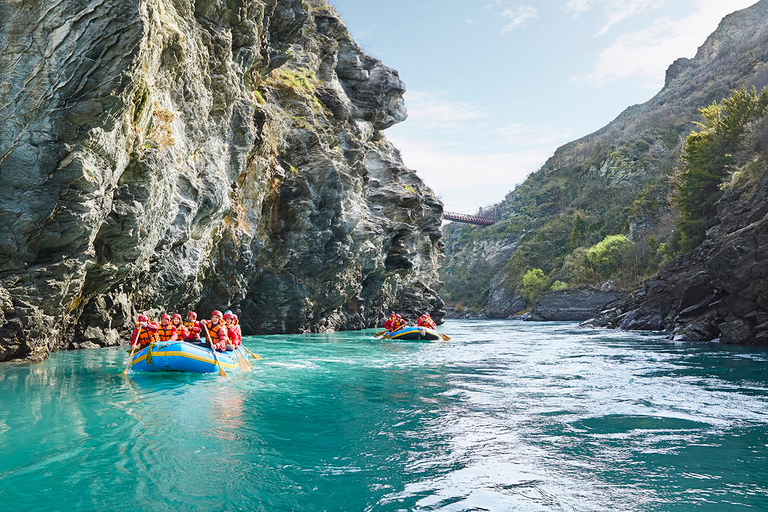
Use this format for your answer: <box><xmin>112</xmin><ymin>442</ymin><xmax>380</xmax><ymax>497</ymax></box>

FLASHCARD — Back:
<box><xmin>442</xmin><ymin>0</ymin><xmax>768</xmax><ymax>321</ymax></box>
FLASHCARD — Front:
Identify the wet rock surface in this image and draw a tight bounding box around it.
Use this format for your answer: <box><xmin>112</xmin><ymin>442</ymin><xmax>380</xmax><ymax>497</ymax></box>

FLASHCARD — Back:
<box><xmin>530</xmin><ymin>287</ymin><xmax>625</xmax><ymax>322</ymax></box>
<box><xmin>0</xmin><ymin>0</ymin><xmax>444</xmax><ymax>361</ymax></box>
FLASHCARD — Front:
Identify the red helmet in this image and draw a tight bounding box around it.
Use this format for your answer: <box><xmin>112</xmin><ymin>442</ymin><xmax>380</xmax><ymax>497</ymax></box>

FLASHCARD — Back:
<box><xmin>212</xmin><ymin>310</ymin><xmax>223</xmax><ymax>318</ymax></box>
<box><xmin>187</xmin><ymin>312</ymin><xmax>197</xmax><ymax>319</ymax></box>
<box><xmin>223</xmin><ymin>312</ymin><xmax>233</xmax><ymax>320</ymax></box>
<box><xmin>172</xmin><ymin>314</ymin><xmax>182</xmax><ymax>320</ymax></box>
<box><xmin>138</xmin><ymin>314</ymin><xmax>148</xmax><ymax>322</ymax></box>
<box><xmin>161</xmin><ymin>314</ymin><xmax>170</xmax><ymax>320</ymax></box>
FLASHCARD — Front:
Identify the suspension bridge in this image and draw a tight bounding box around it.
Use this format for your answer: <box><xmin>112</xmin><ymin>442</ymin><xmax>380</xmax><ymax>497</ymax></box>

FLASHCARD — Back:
<box><xmin>442</xmin><ymin>211</ymin><xmax>495</xmax><ymax>226</ymax></box>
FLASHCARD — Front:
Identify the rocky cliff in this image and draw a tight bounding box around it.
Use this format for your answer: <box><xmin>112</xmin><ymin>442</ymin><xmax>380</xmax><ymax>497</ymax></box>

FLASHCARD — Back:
<box><xmin>0</xmin><ymin>0</ymin><xmax>444</xmax><ymax>362</ymax></box>
<box><xmin>441</xmin><ymin>0</ymin><xmax>768</xmax><ymax>331</ymax></box>
<box><xmin>585</xmin><ymin>107</ymin><xmax>768</xmax><ymax>344</ymax></box>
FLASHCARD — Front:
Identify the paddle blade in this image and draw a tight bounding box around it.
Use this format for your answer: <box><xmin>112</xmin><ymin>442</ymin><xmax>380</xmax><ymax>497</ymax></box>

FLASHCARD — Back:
<box><xmin>441</xmin><ymin>334</ymin><xmax>451</xmax><ymax>341</ymax></box>
<box><xmin>374</xmin><ymin>330</ymin><xmax>386</xmax><ymax>338</ymax></box>
<box><xmin>121</xmin><ymin>352</ymin><xmax>134</xmax><ymax>375</ymax></box>
<box><xmin>235</xmin><ymin>350</ymin><xmax>251</xmax><ymax>372</ymax></box>
<box><xmin>241</xmin><ymin>345</ymin><xmax>262</xmax><ymax>360</ymax></box>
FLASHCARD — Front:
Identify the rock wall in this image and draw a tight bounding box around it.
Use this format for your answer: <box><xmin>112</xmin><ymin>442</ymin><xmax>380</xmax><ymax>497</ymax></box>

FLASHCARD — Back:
<box><xmin>0</xmin><ymin>0</ymin><xmax>444</xmax><ymax>361</ymax></box>
<box><xmin>586</xmin><ymin>155</ymin><xmax>768</xmax><ymax>345</ymax></box>
<box><xmin>530</xmin><ymin>287</ymin><xmax>624</xmax><ymax>322</ymax></box>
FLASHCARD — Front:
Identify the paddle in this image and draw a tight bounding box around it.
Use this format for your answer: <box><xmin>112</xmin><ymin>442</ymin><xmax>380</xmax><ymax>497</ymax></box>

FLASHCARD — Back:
<box><xmin>240</xmin><ymin>344</ymin><xmax>262</xmax><ymax>360</ymax></box>
<box><xmin>233</xmin><ymin>343</ymin><xmax>251</xmax><ymax>372</ymax></box>
<box><xmin>122</xmin><ymin>325</ymin><xmax>141</xmax><ymax>375</ymax></box>
<box><xmin>236</xmin><ymin>346</ymin><xmax>254</xmax><ymax>369</ymax></box>
<box><xmin>440</xmin><ymin>333</ymin><xmax>451</xmax><ymax>341</ymax></box>
<box><xmin>373</xmin><ymin>330</ymin><xmax>387</xmax><ymax>338</ymax></box>
<box><xmin>203</xmin><ymin>323</ymin><xmax>227</xmax><ymax>377</ymax></box>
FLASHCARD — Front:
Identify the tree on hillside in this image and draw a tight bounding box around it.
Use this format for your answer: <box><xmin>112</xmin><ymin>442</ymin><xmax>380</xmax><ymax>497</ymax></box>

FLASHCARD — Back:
<box><xmin>586</xmin><ymin>234</ymin><xmax>633</xmax><ymax>277</ymax></box>
<box><xmin>522</xmin><ymin>268</ymin><xmax>551</xmax><ymax>302</ymax></box>
<box><xmin>568</xmin><ymin>214</ymin><xmax>587</xmax><ymax>250</ymax></box>
<box><xmin>676</xmin><ymin>87</ymin><xmax>768</xmax><ymax>251</ymax></box>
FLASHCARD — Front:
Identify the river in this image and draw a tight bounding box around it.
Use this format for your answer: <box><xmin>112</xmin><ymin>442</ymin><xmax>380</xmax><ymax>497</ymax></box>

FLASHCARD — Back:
<box><xmin>1</xmin><ymin>320</ymin><xmax>767</xmax><ymax>511</ymax></box>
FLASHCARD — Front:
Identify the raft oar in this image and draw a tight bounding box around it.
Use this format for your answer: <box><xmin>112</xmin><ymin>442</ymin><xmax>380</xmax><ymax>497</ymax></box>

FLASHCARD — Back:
<box><xmin>122</xmin><ymin>325</ymin><xmax>141</xmax><ymax>375</ymax></box>
<box><xmin>374</xmin><ymin>330</ymin><xmax>387</xmax><ymax>338</ymax></box>
<box><xmin>236</xmin><ymin>346</ymin><xmax>254</xmax><ymax>369</ymax></box>
<box><xmin>203</xmin><ymin>323</ymin><xmax>227</xmax><ymax>377</ymax></box>
<box><xmin>234</xmin><ymin>344</ymin><xmax>251</xmax><ymax>372</ymax></box>
<box><xmin>440</xmin><ymin>333</ymin><xmax>451</xmax><ymax>341</ymax></box>
<box><xmin>240</xmin><ymin>344</ymin><xmax>262</xmax><ymax>360</ymax></box>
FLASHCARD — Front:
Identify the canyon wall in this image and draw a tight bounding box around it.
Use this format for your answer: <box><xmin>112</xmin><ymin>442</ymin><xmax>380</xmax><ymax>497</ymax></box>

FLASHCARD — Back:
<box><xmin>0</xmin><ymin>0</ymin><xmax>444</xmax><ymax>361</ymax></box>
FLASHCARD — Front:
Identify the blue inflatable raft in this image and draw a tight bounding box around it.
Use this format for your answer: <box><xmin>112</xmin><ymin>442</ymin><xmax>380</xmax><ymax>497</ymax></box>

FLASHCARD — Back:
<box><xmin>127</xmin><ymin>341</ymin><xmax>242</xmax><ymax>373</ymax></box>
<box><xmin>381</xmin><ymin>326</ymin><xmax>442</xmax><ymax>341</ymax></box>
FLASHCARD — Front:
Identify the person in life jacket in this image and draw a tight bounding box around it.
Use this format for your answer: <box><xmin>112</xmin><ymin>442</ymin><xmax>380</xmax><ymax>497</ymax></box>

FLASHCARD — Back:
<box><xmin>202</xmin><ymin>310</ymin><xmax>228</xmax><ymax>351</ymax></box>
<box><xmin>417</xmin><ymin>313</ymin><xmax>437</xmax><ymax>329</ymax></box>
<box><xmin>223</xmin><ymin>311</ymin><xmax>242</xmax><ymax>349</ymax></box>
<box><xmin>384</xmin><ymin>312</ymin><xmax>405</xmax><ymax>332</ymax></box>
<box><xmin>232</xmin><ymin>314</ymin><xmax>243</xmax><ymax>344</ymax></box>
<box><xmin>184</xmin><ymin>312</ymin><xmax>202</xmax><ymax>342</ymax></box>
<box><xmin>156</xmin><ymin>314</ymin><xmax>178</xmax><ymax>342</ymax></box>
<box><xmin>171</xmin><ymin>314</ymin><xmax>188</xmax><ymax>341</ymax></box>
<box><xmin>130</xmin><ymin>314</ymin><xmax>159</xmax><ymax>349</ymax></box>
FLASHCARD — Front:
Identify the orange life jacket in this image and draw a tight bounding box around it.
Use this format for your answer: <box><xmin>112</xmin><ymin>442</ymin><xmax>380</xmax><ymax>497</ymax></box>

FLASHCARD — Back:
<box><xmin>183</xmin><ymin>320</ymin><xmax>201</xmax><ymax>337</ymax></box>
<box><xmin>157</xmin><ymin>325</ymin><xmax>176</xmax><ymax>342</ymax></box>
<box><xmin>208</xmin><ymin>323</ymin><xmax>228</xmax><ymax>347</ymax></box>
<box><xmin>173</xmin><ymin>321</ymin><xmax>189</xmax><ymax>339</ymax></box>
<box><xmin>137</xmin><ymin>325</ymin><xmax>158</xmax><ymax>347</ymax></box>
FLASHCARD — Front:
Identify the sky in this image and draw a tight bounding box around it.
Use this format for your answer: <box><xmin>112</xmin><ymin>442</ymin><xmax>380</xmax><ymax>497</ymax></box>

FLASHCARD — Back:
<box><xmin>328</xmin><ymin>0</ymin><xmax>761</xmax><ymax>213</ymax></box>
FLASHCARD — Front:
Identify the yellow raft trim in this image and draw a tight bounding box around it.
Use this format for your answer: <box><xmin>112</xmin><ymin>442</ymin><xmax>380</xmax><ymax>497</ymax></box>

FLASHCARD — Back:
<box><xmin>387</xmin><ymin>328</ymin><xmax>440</xmax><ymax>340</ymax></box>
<box><xmin>131</xmin><ymin>350</ymin><xmax>239</xmax><ymax>370</ymax></box>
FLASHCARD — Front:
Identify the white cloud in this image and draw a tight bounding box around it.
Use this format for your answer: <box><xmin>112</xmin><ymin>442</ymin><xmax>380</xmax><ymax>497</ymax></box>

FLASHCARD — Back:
<box><xmin>402</xmin><ymin>91</ymin><xmax>488</xmax><ymax>133</ymax></box>
<box><xmin>387</xmin><ymin>136</ymin><xmax>548</xmax><ymax>201</ymax></box>
<box><xmin>494</xmin><ymin>123</ymin><xmax>576</xmax><ymax>147</ymax></box>
<box><xmin>387</xmin><ymin>91</ymin><xmax>578</xmax><ymax>210</ymax></box>
<box><xmin>564</xmin><ymin>0</ymin><xmax>592</xmax><ymax>17</ymax></box>
<box><xmin>576</xmin><ymin>0</ymin><xmax>761</xmax><ymax>88</ymax></box>
<box><xmin>500</xmin><ymin>6</ymin><xmax>539</xmax><ymax>34</ymax></box>
<box><xmin>596</xmin><ymin>0</ymin><xmax>664</xmax><ymax>36</ymax></box>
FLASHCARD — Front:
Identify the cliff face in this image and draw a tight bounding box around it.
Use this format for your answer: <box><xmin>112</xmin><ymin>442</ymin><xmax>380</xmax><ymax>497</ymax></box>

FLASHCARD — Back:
<box><xmin>0</xmin><ymin>0</ymin><xmax>444</xmax><ymax>361</ymax></box>
<box><xmin>441</xmin><ymin>0</ymin><xmax>768</xmax><ymax>328</ymax></box>
<box><xmin>585</xmin><ymin>118</ymin><xmax>768</xmax><ymax>344</ymax></box>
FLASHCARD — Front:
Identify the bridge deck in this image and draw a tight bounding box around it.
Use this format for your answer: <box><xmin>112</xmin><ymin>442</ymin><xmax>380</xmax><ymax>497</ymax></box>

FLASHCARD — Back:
<box><xmin>443</xmin><ymin>211</ymin><xmax>495</xmax><ymax>225</ymax></box>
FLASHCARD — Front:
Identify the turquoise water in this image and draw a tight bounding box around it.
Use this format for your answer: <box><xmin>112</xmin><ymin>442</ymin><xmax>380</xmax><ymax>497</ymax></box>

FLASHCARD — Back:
<box><xmin>1</xmin><ymin>320</ymin><xmax>767</xmax><ymax>511</ymax></box>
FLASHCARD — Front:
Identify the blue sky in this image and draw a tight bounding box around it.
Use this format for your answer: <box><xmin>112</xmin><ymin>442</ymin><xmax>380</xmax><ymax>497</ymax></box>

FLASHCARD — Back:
<box><xmin>328</xmin><ymin>0</ymin><xmax>761</xmax><ymax>213</ymax></box>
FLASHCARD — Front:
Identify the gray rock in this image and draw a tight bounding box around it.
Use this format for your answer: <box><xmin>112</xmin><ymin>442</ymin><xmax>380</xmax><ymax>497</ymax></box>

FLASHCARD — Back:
<box><xmin>0</xmin><ymin>0</ymin><xmax>444</xmax><ymax>361</ymax></box>
<box><xmin>530</xmin><ymin>287</ymin><xmax>625</xmax><ymax>322</ymax></box>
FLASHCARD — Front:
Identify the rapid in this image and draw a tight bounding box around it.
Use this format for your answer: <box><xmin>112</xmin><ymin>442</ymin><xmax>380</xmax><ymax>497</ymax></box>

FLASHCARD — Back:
<box><xmin>1</xmin><ymin>320</ymin><xmax>766</xmax><ymax>511</ymax></box>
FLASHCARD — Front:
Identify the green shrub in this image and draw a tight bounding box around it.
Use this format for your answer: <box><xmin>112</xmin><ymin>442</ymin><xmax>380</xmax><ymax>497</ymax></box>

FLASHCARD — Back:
<box><xmin>586</xmin><ymin>234</ymin><xmax>633</xmax><ymax>277</ymax></box>
<box><xmin>522</xmin><ymin>268</ymin><xmax>551</xmax><ymax>302</ymax></box>
<box><xmin>550</xmin><ymin>280</ymin><xmax>568</xmax><ymax>292</ymax></box>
